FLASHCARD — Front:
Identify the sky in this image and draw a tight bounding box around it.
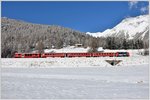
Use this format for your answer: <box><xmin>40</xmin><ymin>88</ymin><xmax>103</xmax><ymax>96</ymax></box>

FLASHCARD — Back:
<box><xmin>1</xmin><ymin>1</ymin><xmax>149</xmax><ymax>33</ymax></box>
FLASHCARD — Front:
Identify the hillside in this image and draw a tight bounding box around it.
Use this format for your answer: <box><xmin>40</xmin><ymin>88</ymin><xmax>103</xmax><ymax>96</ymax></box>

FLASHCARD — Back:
<box><xmin>86</xmin><ymin>15</ymin><xmax>149</xmax><ymax>41</ymax></box>
<box><xmin>1</xmin><ymin>17</ymin><xmax>95</xmax><ymax>57</ymax></box>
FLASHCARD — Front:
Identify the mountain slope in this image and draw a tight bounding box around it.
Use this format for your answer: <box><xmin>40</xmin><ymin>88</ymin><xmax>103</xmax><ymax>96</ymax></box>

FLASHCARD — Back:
<box><xmin>1</xmin><ymin>17</ymin><xmax>94</xmax><ymax>57</ymax></box>
<box><xmin>87</xmin><ymin>15</ymin><xmax>149</xmax><ymax>40</ymax></box>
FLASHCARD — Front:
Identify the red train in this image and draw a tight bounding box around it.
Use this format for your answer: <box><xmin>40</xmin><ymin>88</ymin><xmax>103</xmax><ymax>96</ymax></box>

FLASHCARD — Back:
<box><xmin>14</xmin><ymin>52</ymin><xmax>130</xmax><ymax>58</ymax></box>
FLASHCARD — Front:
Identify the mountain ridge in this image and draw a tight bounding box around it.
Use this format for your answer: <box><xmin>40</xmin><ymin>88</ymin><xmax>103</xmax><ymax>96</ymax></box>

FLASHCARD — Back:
<box><xmin>86</xmin><ymin>14</ymin><xmax>149</xmax><ymax>41</ymax></box>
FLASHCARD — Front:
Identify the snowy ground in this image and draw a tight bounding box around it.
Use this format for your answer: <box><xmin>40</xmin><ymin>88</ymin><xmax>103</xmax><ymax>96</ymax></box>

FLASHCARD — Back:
<box><xmin>1</xmin><ymin>64</ymin><xmax>149</xmax><ymax>99</ymax></box>
<box><xmin>44</xmin><ymin>46</ymin><xmax>145</xmax><ymax>57</ymax></box>
<box><xmin>44</xmin><ymin>46</ymin><xmax>90</xmax><ymax>53</ymax></box>
<box><xmin>1</xmin><ymin>49</ymin><xmax>149</xmax><ymax>99</ymax></box>
<box><xmin>1</xmin><ymin>56</ymin><xmax>149</xmax><ymax>68</ymax></box>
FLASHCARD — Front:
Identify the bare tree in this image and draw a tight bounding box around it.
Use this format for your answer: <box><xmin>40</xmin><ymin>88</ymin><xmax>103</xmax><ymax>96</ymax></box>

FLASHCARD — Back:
<box><xmin>143</xmin><ymin>41</ymin><xmax>149</xmax><ymax>55</ymax></box>
<box><xmin>35</xmin><ymin>41</ymin><xmax>44</xmax><ymax>53</ymax></box>
<box><xmin>88</xmin><ymin>38</ymin><xmax>99</xmax><ymax>52</ymax></box>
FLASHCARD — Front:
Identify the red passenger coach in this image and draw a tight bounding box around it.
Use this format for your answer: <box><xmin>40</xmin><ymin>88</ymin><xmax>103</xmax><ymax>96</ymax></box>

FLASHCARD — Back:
<box><xmin>14</xmin><ymin>53</ymin><xmax>41</xmax><ymax>58</ymax></box>
<box><xmin>67</xmin><ymin>53</ymin><xmax>91</xmax><ymax>57</ymax></box>
<box><xmin>42</xmin><ymin>53</ymin><xmax>65</xmax><ymax>58</ymax></box>
<box><xmin>24</xmin><ymin>53</ymin><xmax>41</xmax><ymax>58</ymax></box>
<box><xmin>92</xmin><ymin>52</ymin><xmax>115</xmax><ymax>57</ymax></box>
<box><xmin>14</xmin><ymin>53</ymin><xmax>22</xmax><ymax>58</ymax></box>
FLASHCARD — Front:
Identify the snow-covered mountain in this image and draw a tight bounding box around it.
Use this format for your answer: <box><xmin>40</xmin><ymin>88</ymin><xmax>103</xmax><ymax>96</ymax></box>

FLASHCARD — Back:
<box><xmin>86</xmin><ymin>15</ymin><xmax>149</xmax><ymax>40</ymax></box>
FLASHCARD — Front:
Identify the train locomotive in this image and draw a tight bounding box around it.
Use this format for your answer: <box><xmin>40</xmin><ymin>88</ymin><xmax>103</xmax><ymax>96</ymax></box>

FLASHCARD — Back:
<box><xmin>14</xmin><ymin>52</ymin><xmax>130</xmax><ymax>58</ymax></box>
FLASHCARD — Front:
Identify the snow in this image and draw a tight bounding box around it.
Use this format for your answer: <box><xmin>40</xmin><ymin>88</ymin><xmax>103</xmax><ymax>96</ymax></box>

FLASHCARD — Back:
<box><xmin>1</xmin><ymin>64</ymin><xmax>149</xmax><ymax>99</ymax></box>
<box><xmin>1</xmin><ymin>56</ymin><xmax>149</xmax><ymax>68</ymax></box>
<box><xmin>44</xmin><ymin>46</ymin><xmax>104</xmax><ymax>53</ymax></box>
<box><xmin>86</xmin><ymin>15</ymin><xmax>149</xmax><ymax>39</ymax></box>
<box><xmin>44</xmin><ymin>45</ymin><xmax>141</xmax><ymax>55</ymax></box>
<box><xmin>1</xmin><ymin>49</ymin><xmax>149</xmax><ymax>99</ymax></box>
<box><xmin>44</xmin><ymin>46</ymin><xmax>90</xmax><ymax>53</ymax></box>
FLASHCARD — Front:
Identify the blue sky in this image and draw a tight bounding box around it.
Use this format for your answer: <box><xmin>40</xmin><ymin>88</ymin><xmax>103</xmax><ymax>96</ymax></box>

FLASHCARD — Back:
<box><xmin>1</xmin><ymin>1</ymin><xmax>149</xmax><ymax>32</ymax></box>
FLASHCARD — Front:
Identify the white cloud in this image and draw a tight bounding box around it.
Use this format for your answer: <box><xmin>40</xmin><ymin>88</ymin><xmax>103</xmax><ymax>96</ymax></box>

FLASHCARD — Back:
<box><xmin>140</xmin><ymin>6</ymin><xmax>149</xmax><ymax>14</ymax></box>
<box><xmin>128</xmin><ymin>1</ymin><xmax>138</xmax><ymax>9</ymax></box>
<box><xmin>128</xmin><ymin>1</ymin><xmax>149</xmax><ymax>14</ymax></box>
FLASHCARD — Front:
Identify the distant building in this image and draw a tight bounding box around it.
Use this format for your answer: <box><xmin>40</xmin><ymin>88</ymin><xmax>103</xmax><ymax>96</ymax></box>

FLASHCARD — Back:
<box><xmin>75</xmin><ymin>44</ymin><xmax>82</xmax><ymax>47</ymax></box>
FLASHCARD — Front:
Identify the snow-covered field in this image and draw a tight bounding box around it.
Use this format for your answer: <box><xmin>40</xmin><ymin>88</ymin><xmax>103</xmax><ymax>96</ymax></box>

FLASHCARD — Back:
<box><xmin>1</xmin><ymin>64</ymin><xmax>149</xmax><ymax>99</ymax></box>
<box><xmin>1</xmin><ymin>56</ymin><xmax>149</xmax><ymax>68</ymax></box>
<box><xmin>1</xmin><ymin>49</ymin><xmax>149</xmax><ymax>99</ymax></box>
<box><xmin>44</xmin><ymin>46</ymin><xmax>90</xmax><ymax>53</ymax></box>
